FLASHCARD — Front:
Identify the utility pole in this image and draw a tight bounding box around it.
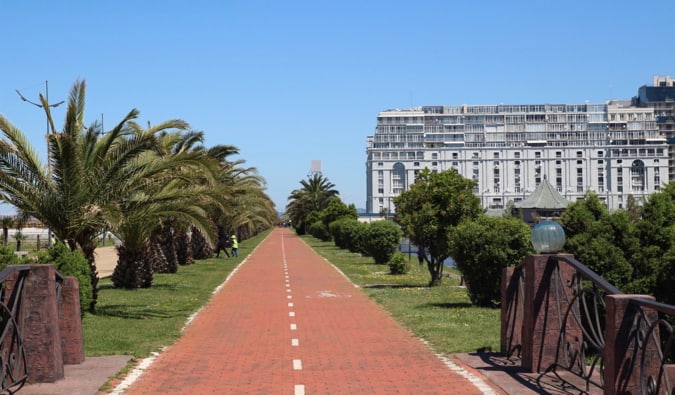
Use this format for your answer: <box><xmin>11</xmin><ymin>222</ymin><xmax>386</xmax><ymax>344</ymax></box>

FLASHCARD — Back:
<box><xmin>15</xmin><ymin>80</ymin><xmax>64</xmax><ymax>247</ymax></box>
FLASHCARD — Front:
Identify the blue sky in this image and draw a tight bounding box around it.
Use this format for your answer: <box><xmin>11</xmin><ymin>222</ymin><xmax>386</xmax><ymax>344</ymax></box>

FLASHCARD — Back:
<box><xmin>1</xmin><ymin>1</ymin><xmax>673</xmax><ymax>214</ymax></box>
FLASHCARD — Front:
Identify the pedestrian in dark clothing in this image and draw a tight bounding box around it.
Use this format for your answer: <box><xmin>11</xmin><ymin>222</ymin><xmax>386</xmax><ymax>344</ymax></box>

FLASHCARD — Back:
<box><xmin>215</xmin><ymin>225</ymin><xmax>230</xmax><ymax>258</ymax></box>
<box><xmin>417</xmin><ymin>245</ymin><xmax>426</xmax><ymax>266</ymax></box>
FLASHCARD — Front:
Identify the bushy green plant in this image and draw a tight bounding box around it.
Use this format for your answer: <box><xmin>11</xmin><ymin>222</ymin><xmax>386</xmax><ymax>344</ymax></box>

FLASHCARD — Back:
<box><xmin>330</xmin><ymin>218</ymin><xmax>359</xmax><ymax>250</ymax></box>
<box><xmin>308</xmin><ymin>220</ymin><xmax>331</xmax><ymax>242</ymax></box>
<box><xmin>362</xmin><ymin>220</ymin><xmax>402</xmax><ymax>264</ymax></box>
<box><xmin>388</xmin><ymin>252</ymin><xmax>410</xmax><ymax>275</ymax></box>
<box><xmin>0</xmin><ymin>245</ymin><xmax>21</xmax><ymax>270</ymax></box>
<box><xmin>450</xmin><ymin>215</ymin><xmax>533</xmax><ymax>307</ymax></box>
<box><xmin>36</xmin><ymin>243</ymin><xmax>93</xmax><ymax>315</ymax></box>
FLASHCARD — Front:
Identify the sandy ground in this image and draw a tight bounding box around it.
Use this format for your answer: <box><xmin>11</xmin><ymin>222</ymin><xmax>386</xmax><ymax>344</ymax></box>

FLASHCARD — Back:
<box><xmin>94</xmin><ymin>245</ymin><xmax>118</xmax><ymax>278</ymax></box>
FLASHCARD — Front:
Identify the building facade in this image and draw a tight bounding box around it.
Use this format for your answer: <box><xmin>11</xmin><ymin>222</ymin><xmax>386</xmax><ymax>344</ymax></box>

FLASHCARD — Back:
<box><xmin>634</xmin><ymin>75</ymin><xmax>675</xmax><ymax>182</ymax></box>
<box><xmin>366</xmin><ymin>99</ymin><xmax>668</xmax><ymax>214</ymax></box>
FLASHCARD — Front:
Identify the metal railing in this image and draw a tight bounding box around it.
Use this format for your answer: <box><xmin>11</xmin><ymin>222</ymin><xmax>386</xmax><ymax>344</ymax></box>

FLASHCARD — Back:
<box><xmin>504</xmin><ymin>254</ymin><xmax>675</xmax><ymax>394</ymax></box>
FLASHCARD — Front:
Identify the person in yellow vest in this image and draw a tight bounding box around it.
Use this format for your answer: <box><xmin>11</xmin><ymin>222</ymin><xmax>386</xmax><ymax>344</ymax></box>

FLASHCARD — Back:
<box><xmin>230</xmin><ymin>234</ymin><xmax>239</xmax><ymax>257</ymax></box>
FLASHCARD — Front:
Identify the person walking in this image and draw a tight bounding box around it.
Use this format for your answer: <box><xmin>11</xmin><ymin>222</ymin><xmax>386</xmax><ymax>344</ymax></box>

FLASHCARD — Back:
<box><xmin>230</xmin><ymin>234</ymin><xmax>239</xmax><ymax>257</ymax></box>
<box><xmin>215</xmin><ymin>225</ymin><xmax>230</xmax><ymax>258</ymax></box>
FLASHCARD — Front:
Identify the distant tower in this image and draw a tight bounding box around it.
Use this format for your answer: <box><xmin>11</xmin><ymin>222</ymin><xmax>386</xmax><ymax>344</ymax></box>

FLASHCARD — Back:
<box><xmin>308</xmin><ymin>160</ymin><xmax>322</xmax><ymax>178</ymax></box>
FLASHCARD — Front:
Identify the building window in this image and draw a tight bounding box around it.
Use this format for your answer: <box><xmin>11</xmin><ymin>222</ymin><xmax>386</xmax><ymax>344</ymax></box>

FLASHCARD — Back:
<box><xmin>377</xmin><ymin>162</ymin><xmax>383</xmax><ymax>166</ymax></box>
<box><xmin>577</xmin><ymin>168</ymin><xmax>584</xmax><ymax>192</ymax></box>
<box><xmin>577</xmin><ymin>151</ymin><xmax>583</xmax><ymax>158</ymax></box>
<box><xmin>631</xmin><ymin>160</ymin><xmax>645</xmax><ymax>192</ymax></box>
<box><xmin>493</xmin><ymin>152</ymin><xmax>499</xmax><ymax>158</ymax></box>
<box><xmin>414</xmin><ymin>162</ymin><xmax>420</xmax><ymax>167</ymax></box>
<box><xmin>535</xmin><ymin>151</ymin><xmax>541</xmax><ymax>159</ymax></box>
<box><xmin>556</xmin><ymin>151</ymin><xmax>562</xmax><ymax>158</ymax></box>
<box><xmin>392</xmin><ymin>162</ymin><xmax>406</xmax><ymax>194</ymax></box>
<box><xmin>514</xmin><ymin>152</ymin><xmax>521</xmax><ymax>159</ymax></box>
<box><xmin>452</xmin><ymin>152</ymin><xmax>458</xmax><ymax>159</ymax></box>
<box><xmin>432</xmin><ymin>153</ymin><xmax>438</xmax><ymax>160</ymax></box>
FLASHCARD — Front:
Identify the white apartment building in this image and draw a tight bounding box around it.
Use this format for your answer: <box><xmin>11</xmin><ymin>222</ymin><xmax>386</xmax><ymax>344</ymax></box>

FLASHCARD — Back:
<box><xmin>365</xmin><ymin>101</ymin><xmax>668</xmax><ymax>214</ymax></box>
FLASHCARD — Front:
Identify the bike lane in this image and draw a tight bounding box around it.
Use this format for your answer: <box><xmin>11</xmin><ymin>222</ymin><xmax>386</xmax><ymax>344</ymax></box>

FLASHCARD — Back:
<box><xmin>119</xmin><ymin>227</ymin><xmax>497</xmax><ymax>394</ymax></box>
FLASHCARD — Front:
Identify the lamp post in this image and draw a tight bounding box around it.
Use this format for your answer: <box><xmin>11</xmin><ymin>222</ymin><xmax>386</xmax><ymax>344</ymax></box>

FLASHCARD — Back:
<box><xmin>15</xmin><ymin>80</ymin><xmax>64</xmax><ymax>247</ymax></box>
<box><xmin>531</xmin><ymin>220</ymin><xmax>566</xmax><ymax>253</ymax></box>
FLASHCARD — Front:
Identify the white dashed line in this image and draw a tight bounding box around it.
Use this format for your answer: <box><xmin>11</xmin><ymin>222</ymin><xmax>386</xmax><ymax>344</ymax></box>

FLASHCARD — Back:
<box><xmin>290</xmin><ymin>324</ymin><xmax>297</xmax><ymax>330</ymax></box>
<box><xmin>291</xmin><ymin>338</ymin><xmax>299</xmax><ymax>346</ymax></box>
<box><xmin>288</xmin><ymin>302</ymin><xmax>294</xmax><ymax>307</ymax></box>
<box><xmin>295</xmin><ymin>384</ymin><xmax>305</xmax><ymax>395</ymax></box>
<box><xmin>293</xmin><ymin>359</ymin><xmax>302</xmax><ymax>370</ymax></box>
<box><xmin>289</xmin><ymin>312</ymin><xmax>295</xmax><ymax>317</ymax></box>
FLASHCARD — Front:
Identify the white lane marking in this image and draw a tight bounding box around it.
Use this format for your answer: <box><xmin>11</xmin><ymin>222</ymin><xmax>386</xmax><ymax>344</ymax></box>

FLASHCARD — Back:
<box><xmin>290</xmin><ymin>324</ymin><xmax>297</xmax><ymax>330</ymax></box>
<box><xmin>287</xmin><ymin>289</ymin><xmax>291</xmax><ymax>292</ymax></box>
<box><xmin>291</xmin><ymin>338</ymin><xmax>299</xmax><ymax>346</ymax></box>
<box><xmin>293</xmin><ymin>359</ymin><xmax>302</xmax><ymax>370</ymax></box>
<box><xmin>295</xmin><ymin>384</ymin><xmax>305</xmax><ymax>395</ymax></box>
<box><xmin>288</xmin><ymin>302</ymin><xmax>294</xmax><ymax>307</ymax></box>
<box><xmin>287</xmin><ymin>295</ymin><xmax>292</xmax><ymax>299</ymax></box>
<box><xmin>289</xmin><ymin>311</ymin><xmax>295</xmax><ymax>317</ymax></box>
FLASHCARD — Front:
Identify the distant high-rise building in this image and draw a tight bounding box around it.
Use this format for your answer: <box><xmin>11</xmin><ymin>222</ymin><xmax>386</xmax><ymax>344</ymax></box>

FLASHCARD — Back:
<box><xmin>634</xmin><ymin>75</ymin><xmax>675</xmax><ymax>182</ymax></box>
<box><xmin>366</xmin><ymin>96</ymin><xmax>668</xmax><ymax>214</ymax></box>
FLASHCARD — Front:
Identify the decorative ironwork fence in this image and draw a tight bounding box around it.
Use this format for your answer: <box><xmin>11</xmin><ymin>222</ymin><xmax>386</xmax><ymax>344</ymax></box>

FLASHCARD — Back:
<box><xmin>502</xmin><ymin>254</ymin><xmax>675</xmax><ymax>395</ymax></box>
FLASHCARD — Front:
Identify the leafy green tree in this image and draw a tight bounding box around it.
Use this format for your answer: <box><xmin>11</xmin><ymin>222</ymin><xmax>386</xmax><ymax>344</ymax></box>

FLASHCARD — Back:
<box><xmin>635</xmin><ymin>183</ymin><xmax>675</xmax><ymax>299</ymax></box>
<box><xmin>361</xmin><ymin>220</ymin><xmax>402</xmax><ymax>264</ymax></box>
<box><xmin>449</xmin><ymin>215</ymin><xmax>533</xmax><ymax>306</ymax></box>
<box><xmin>320</xmin><ymin>199</ymin><xmax>358</xmax><ymax>227</ymax></box>
<box><xmin>560</xmin><ymin>192</ymin><xmax>634</xmax><ymax>289</ymax></box>
<box><xmin>393</xmin><ymin>168</ymin><xmax>481</xmax><ymax>286</ymax></box>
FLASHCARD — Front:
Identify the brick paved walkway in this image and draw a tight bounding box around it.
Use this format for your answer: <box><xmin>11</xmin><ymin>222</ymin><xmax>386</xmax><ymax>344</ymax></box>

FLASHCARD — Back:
<box><xmin>116</xmin><ymin>228</ymin><xmax>498</xmax><ymax>394</ymax></box>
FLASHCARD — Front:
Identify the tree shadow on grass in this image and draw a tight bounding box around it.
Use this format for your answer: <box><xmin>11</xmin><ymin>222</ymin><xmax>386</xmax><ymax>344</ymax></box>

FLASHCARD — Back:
<box><xmin>363</xmin><ymin>283</ymin><xmax>428</xmax><ymax>289</ymax></box>
<box><xmin>422</xmin><ymin>301</ymin><xmax>474</xmax><ymax>309</ymax></box>
<box><xmin>94</xmin><ymin>304</ymin><xmax>174</xmax><ymax>319</ymax></box>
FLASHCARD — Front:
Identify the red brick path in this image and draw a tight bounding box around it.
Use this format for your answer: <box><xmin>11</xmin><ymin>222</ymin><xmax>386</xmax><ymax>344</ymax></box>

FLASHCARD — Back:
<box><xmin>121</xmin><ymin>228</ymin><xmax>493</xmax><ymax>394</ymax></box>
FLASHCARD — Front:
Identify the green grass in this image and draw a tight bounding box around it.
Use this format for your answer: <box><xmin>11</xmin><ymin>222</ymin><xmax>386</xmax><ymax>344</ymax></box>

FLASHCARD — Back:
<box><xmin>303</xmin><ymin>237</ymin><xmax>500</xmax><ymax>354</ymax></box>
<box><xmin>82</xmin><ymin>230</ymin><xmax>500</xmax><ymax>359</ymax></box>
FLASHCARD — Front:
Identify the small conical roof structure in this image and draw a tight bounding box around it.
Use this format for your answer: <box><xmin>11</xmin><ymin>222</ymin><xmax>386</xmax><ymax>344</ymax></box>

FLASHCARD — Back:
<box><xmin>516</xmin><ymin>176</ymin><xmax>569</xmax><ymax>209</ymax></box>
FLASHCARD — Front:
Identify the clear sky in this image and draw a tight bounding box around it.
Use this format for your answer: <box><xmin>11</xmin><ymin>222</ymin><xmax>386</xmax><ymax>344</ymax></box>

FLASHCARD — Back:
<box><xmin>1</xmin><ymin>1</ymin><xmax>673</xmax><ymax>215</ymax></box>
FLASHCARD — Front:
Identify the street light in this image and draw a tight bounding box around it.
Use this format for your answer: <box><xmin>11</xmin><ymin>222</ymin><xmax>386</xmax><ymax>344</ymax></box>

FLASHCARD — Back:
<box><xmin>531</xmin><ymin>220</ymin><xmax>566</xmax><ymax>253</ymax></box>
<box><xmin>15</xmin><ymin>80</ymin><xmax>64</xmax><ymax>247</ymax></box>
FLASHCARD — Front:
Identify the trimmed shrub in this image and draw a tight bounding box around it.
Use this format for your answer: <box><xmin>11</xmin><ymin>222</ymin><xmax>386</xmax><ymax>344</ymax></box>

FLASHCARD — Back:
<box><xmin>308</xmin><ymin>219</ymin><xmax>331</xmax><ymax>242</ymax></box>
<box><xmin>388</xmin><ymin>252</ymin><xmax>410</xmax><ymax>275</ymax></box>
<box><xmin>362</xmin><ymin>220</ymin><xmax>402</xmax><ymax>264</ymax></box>
<box><xmin>36</xmin><ymin>243</ymin><xmax>93</xmax><ymax>315</ymax></box>
<box><xmin>450</xmin><ymin>215</ymin><xmax>533</xmax><ymax>307</ymax></box>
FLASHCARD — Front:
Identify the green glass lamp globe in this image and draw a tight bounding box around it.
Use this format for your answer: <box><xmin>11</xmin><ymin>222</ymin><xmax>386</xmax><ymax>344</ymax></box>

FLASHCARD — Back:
<box><xmin>531</xmin><ymin>220</ymin><xmax>566</xmax><ymax>253</ymax></box>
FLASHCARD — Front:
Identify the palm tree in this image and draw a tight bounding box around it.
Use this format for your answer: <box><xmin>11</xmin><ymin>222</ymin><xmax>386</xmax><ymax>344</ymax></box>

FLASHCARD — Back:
<box><xmin>0</xmin><ymin>80</ymin><xmax>186</xmax><ymax>312</ymax></box>
<box><xmin>286</xmin><ymin>174</ymin><xmax>339</xmax><ymax>234</ymax></box>
<box><xmin>1</xmin><ymin>216</ymin><xmax>14</xmax><ymax>246</ymax></box>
